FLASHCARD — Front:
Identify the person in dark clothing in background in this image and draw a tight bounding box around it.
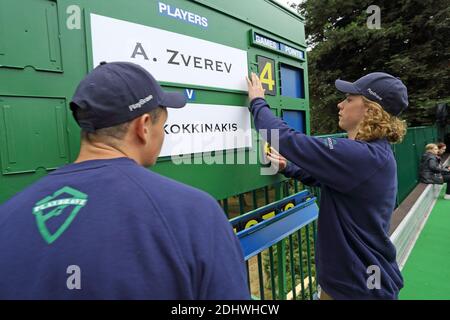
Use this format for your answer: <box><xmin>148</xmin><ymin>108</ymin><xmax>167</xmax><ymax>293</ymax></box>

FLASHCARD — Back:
<box><xmin>247</xmin><ymin>71</ymin><xmax>408</xmax><ymax>300</ymax></box>
<box><xmin>437</xmin><ymin>142</ymin><xmax>450</xmax><ymax>170</ymax></box>
<box><xmin>420</xmin><ymin>143</ymin><xmax>450</xmax><ymax>200</ymax></box>
<box><xmin>437</xmin><ymin>142</ymin><xmax>447</xmax><ymax>157</ymax></box>
<box><xmin>0</xmin><ymin>62</ymin><xmax>249</xmax><ymax>299</ymax></box>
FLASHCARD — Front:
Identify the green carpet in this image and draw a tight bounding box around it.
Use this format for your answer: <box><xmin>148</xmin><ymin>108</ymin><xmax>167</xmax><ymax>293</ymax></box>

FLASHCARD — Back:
<box><xmin>400</xmin><ymin>188</ymin><xmax>450</xmax><ymax>299</ymax></box>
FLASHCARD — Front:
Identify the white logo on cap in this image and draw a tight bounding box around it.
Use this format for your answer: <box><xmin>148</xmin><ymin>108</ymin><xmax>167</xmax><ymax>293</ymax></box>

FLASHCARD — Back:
<box><xmin>128</xmin><ymin>95</ymin><xmax>153</xmax><ymax>112</ymax></box>
<box><xmin>367</xmin><ymin>88</ymin><xmax>382</xmax><ymax>101</ymax></box>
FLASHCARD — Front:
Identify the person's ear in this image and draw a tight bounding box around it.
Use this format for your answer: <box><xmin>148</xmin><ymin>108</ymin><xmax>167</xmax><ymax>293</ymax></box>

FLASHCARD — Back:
<box><xmin>134</xmin><ymin>113</ymin><xmax>152</xmax><ymax>144</ymax></box>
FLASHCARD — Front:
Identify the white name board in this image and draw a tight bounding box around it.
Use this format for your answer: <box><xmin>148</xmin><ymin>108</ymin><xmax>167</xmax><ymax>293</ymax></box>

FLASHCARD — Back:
<box><xmin>90</xmin><ymin>14</ymin><xmax>248</xmax><ymax>91</ymax></box>
<box><xmin>160</xmin><ymin>104</ymin><xmax>252</xmax><ymax>157</ymax></box>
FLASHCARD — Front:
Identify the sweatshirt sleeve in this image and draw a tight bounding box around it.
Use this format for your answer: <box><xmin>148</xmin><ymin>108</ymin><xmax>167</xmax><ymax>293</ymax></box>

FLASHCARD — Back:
<box><xmin>198</xmin><ymin>200</ymin><xmax>250</xmax><ymax>300</ymax></box>
<box><xmin>250</xmin><ymin>98</ymin><xmax>391</xmax><ymax>193</ymax></box>
<box><xmin>282</xmin><ymin>162</ymin><xmax>321</xmax><ymax>187</ymax></box>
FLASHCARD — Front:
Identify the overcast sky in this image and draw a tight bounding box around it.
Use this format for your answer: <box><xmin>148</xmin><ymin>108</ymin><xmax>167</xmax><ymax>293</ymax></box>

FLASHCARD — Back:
<box><xmin>274</xmin><ymin>0</ymin><xmax>302</xmax><ymax>11</ymax></box>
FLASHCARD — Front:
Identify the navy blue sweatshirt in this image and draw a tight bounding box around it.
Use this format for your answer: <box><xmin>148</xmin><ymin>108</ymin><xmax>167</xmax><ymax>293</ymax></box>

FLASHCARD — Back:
<box><xmin>0</xmin><ymin>157</ymin><xmax>249</xmax><ymax>299</ymax></box>
<box><xmin>250</xmin><ymin>98</ymin><xmax>403</xmax><ymax>300</ymax></box>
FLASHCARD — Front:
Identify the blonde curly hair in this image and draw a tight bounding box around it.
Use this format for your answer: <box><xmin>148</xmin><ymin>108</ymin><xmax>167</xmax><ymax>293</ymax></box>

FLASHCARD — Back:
<box><xmin>425</xmin><ymin>143</ymin><xmax>438</xmax><ymax>152</ymax></box>
<box><xmin>355</xmin><ymin>96</ymin><xmax>407</xmax><ymax>144</ymax></box>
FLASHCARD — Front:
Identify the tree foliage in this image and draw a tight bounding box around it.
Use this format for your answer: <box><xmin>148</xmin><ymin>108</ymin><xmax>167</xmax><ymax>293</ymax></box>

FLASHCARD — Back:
<box><xmin>296</xmin><ymin>0</ymin><xmax>450</xmax><ymax>134</ymax></box>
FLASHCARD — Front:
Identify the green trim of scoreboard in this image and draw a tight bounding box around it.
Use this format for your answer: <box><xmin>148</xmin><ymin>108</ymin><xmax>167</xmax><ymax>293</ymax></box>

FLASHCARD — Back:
<box><xmin>250</xmin><ymin>30</ymin><xmax>306</xmax><ymax>61</ymax></box>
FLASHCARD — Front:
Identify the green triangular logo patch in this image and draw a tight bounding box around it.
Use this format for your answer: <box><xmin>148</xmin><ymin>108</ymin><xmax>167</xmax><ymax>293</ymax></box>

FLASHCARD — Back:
<box><xmin>32</xmin><ymin>186</ymin><xmax>88</xmax><ymax>244</ymax></box>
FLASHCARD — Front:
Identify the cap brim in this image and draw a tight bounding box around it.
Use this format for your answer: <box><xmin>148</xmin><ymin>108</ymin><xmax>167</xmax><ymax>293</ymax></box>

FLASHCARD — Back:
<box><xmin>160</xmin><ymin>92</ymin><xmax>187</xmax><ymax>109</ymax></box>
<box><xmin>335</xmin><ymin>79</ymin><xmax>361</xmax><ymax>95</ymax></box>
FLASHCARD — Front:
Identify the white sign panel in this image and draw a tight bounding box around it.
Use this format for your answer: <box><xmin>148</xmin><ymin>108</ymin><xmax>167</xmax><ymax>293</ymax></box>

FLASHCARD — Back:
<box><xmin>160</xmin><ymin>104</ymin><xmax>252</xmax><ymax>157</ymax></box>
<box><xmin>90</xmin><ymin>14</ymin><xmax>248</xmax><ymax>91</ymax></box>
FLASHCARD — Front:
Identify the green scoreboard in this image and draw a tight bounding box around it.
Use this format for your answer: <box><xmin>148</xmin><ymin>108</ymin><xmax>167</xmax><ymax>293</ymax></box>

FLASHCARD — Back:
<box><xmin>0</xmin><ymin>0</ymin><xmax>310</xmax><ymax>203</ymax></box>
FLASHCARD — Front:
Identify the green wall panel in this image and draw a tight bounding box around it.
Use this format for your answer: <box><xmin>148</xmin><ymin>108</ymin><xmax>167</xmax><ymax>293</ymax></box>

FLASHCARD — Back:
<box><xmin>0</xmin><ymin>96</ymin><xmax>69</xmax><ymax>175</ymax></box>
<box><xmin>392</xmin><ymin>126</ymin><xmax>439</xmax><ymax>204</ymax></box>
<box><xmin>0</xmin><ymin>0</ymin><xmax>62</xmax><ymax>72</ymax></box>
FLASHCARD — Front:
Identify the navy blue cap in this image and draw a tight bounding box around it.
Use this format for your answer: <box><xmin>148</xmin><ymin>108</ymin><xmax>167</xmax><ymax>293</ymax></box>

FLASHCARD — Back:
<box><xmin>70</xmin><ymin>61</ymin><xmax>186</xmax><ymax>132</ymax></box>
<box><xmin>335</xmin><ymin>72</ymin><xmax>408</xmax><ymax>116</ymax></box>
